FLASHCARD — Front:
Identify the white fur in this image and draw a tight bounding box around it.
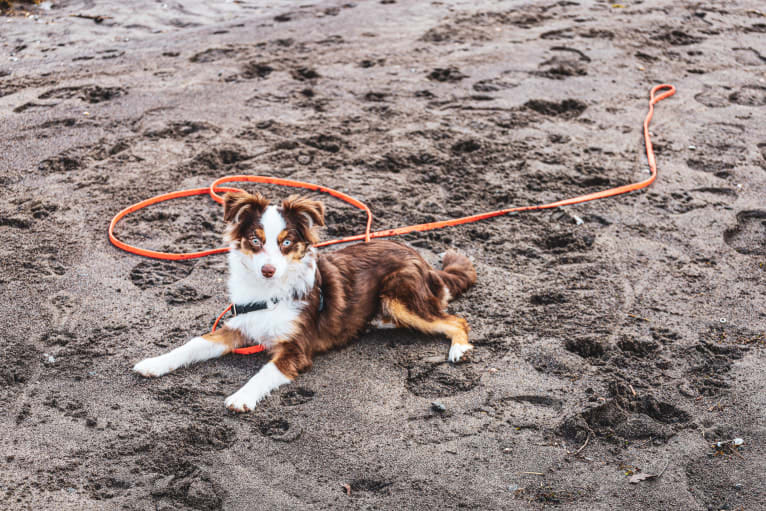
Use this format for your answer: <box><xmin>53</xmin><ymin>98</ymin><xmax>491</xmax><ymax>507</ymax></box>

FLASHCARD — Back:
<box><xmin>133</xmin><ymin>337</ymin><xmax>226</xmax><ymax>377</ymax></box>
<box><xmin>227</xmin><ymin>205</ymin><xmax>316</xmax><ymax>306</ymax></box>
<box><xmin>225</xmin><ymin>300</ymin><xmax>305</xmax><ymax>349</ymax></box>
<box><xmin>233</xmin><ymin>205</ymin><xmax>290</xmax><ymax>283</ymax></box>
<box><xmin>226</xmin><ymin>211</ymin><xmax>317</xmax><ymax>347</ymax></box>
<box><xmin>370</xmin><ymin>318</ymin><xmax>397</xmax><ymax>329</ymax></box>
<box><xmin>442</xmin><ymin>285</ymin><xmax>452</xmax><ymax>305</ymax></box>
<box><xmin>225</xmin><ymin>361</ymin><xmax>291</xmax><ymax>412</ymax></box>
<box><xmin>448</xmin><ymin>343</ymin><xmax>473</xmax><ymax>363</ymax></box>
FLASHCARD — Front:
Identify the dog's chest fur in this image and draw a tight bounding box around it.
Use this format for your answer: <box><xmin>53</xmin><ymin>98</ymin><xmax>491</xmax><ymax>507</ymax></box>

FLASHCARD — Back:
<box><xmin>224</xmin><ymin>248</ymin><xmax>316</xmax><ymax>348</ymax></box>
<box><xmin>224</xmin><ymin>301</ymin><xmax>304</xmax><ymax>348</ymax></box>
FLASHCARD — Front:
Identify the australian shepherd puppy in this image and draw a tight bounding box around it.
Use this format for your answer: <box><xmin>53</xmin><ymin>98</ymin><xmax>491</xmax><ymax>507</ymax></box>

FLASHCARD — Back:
<box><xmin>133</xmin><ymin>191</ymin><xmax>477</xmax><ymax>412</ymax></box>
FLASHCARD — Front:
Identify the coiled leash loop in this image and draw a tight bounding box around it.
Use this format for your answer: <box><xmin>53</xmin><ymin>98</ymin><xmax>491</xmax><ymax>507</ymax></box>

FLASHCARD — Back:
<box><xmin>109</xmin><ymin>85</ymin><xmax>676</xmax><ymax>354</ymax></box>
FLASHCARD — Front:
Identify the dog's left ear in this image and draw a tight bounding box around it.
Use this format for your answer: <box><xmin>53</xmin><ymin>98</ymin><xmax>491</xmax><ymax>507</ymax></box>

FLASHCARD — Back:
<box><xmin>282</xmin><ymin>195</ymin><xmax>325</xmax><ymax>243</ymax></box>
<box><xmin>223</xmin><ymin>191</ymin><xmax>269</xmax><ymax>224</ymax></box>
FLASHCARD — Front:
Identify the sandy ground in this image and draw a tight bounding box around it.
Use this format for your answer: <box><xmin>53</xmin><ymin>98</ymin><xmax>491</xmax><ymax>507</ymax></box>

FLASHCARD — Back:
<box><xmin>1</xmin><ymin>0</ymin><xmax>765</xmax><ymax>509</ymax></box>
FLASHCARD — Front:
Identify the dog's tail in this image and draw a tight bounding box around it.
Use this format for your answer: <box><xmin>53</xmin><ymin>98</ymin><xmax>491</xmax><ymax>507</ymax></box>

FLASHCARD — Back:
<box><xmin>437</xmin><ymin>250</ymin><xmax>477</xmax><ymax>301</ymax></box>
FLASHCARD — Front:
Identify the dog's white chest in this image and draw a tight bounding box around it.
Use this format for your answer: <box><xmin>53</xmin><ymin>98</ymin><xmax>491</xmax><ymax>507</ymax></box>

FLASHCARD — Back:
<box><xmin>224</xmin><ymin>300</ymin><xmax>304</xmax><ymax>348</ymax></box>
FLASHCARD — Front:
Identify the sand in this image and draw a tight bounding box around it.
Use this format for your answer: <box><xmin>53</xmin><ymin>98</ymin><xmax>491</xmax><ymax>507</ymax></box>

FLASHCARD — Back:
<box><xmin>1</xmin><ymin>0</ymin><xmax>765</xmax><ymax>509</ymax></box>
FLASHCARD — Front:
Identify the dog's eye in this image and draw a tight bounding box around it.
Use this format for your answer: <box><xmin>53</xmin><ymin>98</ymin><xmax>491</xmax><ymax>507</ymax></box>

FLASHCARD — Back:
<box><xmin>282</xmin><ymin>239</ymin><xmax>292</xmax><ymax>248</ymax></box>
<box><xmin>251</xmin><ymin>238</ymin><xmax>262</xmax><ymax>248</ymax></box>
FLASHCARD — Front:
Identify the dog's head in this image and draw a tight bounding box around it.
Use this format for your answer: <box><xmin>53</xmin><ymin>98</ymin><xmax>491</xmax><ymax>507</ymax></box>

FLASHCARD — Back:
<box><xmin>222</xmin><ymin>191</ymin><xmax>325</xmax><ymax>281</ymax></box>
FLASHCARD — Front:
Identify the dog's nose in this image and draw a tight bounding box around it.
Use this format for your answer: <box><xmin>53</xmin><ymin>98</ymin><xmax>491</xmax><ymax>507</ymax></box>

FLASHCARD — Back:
<box><xmin>261</xmin><ymin>264</ymin><xmax>276</xmax><ymax>278</ymax></box>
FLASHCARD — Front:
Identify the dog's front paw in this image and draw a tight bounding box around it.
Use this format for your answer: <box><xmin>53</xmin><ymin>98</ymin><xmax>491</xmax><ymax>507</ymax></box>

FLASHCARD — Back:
<box><xmin>133</xmin><ymin>356</ymin><xmax>172</xmax><ymax>378</ymax></box>
<box><xmin>225</xmin><ymin>362</ymin><xmax>291</xmax><ymax>412</ymax></box>
<box><xmin>448</xmin><ymin>343</ymin><xmax>473</xmax><ymax>363</ymax></box>
<box><xmin>224</xmin><ymin>388</ymin><xmax>264</xmax><ymax>413</ymax></box>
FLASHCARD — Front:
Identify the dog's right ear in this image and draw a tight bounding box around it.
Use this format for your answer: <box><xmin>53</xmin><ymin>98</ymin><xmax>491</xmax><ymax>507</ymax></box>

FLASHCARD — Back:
<box><xmin>223</xmin><ymin>192</ymin><xmax>269</xmax><ymax>224</ymax></box>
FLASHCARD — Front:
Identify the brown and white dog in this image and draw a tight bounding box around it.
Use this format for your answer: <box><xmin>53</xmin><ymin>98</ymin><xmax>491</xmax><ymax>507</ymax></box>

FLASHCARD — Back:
<box><xmin>133</xmin><ymin>191</ymin><xmax>477</xmax><ymax>412</ymax></box>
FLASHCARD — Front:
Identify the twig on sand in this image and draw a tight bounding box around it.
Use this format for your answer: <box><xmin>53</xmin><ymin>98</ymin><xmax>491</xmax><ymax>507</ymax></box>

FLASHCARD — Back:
<box><xmin>729</xmin><ymin>445</ymin><xmax>745</xmax><ymax>460</ymax></box>
<box><xmin>566</xmin><ymin>432</ymin><xmax>590</xmax><ymax>456</ymax></box>
<box><xmin>519</xmin><ymin>472</ymin><xmax>544</xmax><ymax>476</ymax></box>
<box><xmin>657</xmin><ymin>459</ymin><xmax>670</xmax><ymax>478</ymax></box>
<box><xmin>629</xmin><ymin>459</ymin><xmax>670</xmax><ymax>484</ymax></box>
<box><xmin>574</xmin><ymin>433</ymin><xmax>590</xmax><ymax>455</ymax></box>
<box><xmin>635</xmin><ymin>436</ymin><xmax>654</xmax><ymax>448</ymax></box>
<box><xmin>69</xmin><ymin>13</ymin><xmax>112</xmax><ymax>23</ymax></box>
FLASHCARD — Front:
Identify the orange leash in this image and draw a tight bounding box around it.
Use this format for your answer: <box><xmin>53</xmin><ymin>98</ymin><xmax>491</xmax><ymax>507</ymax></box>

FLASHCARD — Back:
<box><xmin>109</xmin><ymin>84</ymin><xmax>675</xmax><ymax>354</ymax></box>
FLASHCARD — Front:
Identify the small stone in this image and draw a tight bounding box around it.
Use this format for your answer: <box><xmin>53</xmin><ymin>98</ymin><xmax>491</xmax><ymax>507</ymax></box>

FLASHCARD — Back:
<box><xmin>679</xmin><ymin>383</ymin><xmax>696</xmax><ymax>397</ymax></box>
<box><xmin>507</xmin><ymin>484</ymin><xmax>520</xmax><ymax>492</ymax></box>
<box><xmin>431</xmin><ymin>401</ymin><xmax>446</xmax><ymax>413</ymax></box>
<box><xmin>85</xmin><ymin>418</ymin><xmax>97</xmax><ymax>428</ymax></box>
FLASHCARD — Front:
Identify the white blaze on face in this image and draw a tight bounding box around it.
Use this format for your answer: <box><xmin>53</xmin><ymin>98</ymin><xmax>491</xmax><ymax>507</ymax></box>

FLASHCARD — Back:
<box><xmin>256</xmin><ymin>205</ymin><xmax>288</xmax><ymax>279</ymax></box>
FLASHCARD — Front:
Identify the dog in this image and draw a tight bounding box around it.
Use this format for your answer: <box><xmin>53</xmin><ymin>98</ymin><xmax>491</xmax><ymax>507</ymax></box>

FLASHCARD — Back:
<box><xmin>133</xmin><ymin>191</ymin><xmax>477</xmax><ymax>412</ymax></box>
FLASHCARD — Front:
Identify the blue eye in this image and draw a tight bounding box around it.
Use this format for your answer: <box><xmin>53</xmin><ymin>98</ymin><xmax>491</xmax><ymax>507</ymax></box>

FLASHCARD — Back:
<box><xmin>282</xmin><ymin>239</ymin><xmax>292</xmax><ymax>247</ymax></box>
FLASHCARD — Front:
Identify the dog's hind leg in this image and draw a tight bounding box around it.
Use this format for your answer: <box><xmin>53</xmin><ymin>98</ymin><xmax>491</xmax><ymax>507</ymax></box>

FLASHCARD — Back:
<box><xmin>133</xmin><ymin>327</ymin><xmax>246</xmax><ymax>377</ymax></box>
<box><xmin>382</xmin><ymin>298</ymin><xmax>473</xmax><ymax>363</ymax></box>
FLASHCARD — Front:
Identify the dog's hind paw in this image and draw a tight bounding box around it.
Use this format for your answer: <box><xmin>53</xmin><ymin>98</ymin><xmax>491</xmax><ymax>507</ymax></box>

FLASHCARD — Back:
<box><xmin>448</xmin><ymin>343</ymin><xmax>473</xmax><ymax>363</ymax></box>
<box><xmin>133</xmin><ymin>357</ymin><xmax>172</xmax><ymax>377</ymax></box>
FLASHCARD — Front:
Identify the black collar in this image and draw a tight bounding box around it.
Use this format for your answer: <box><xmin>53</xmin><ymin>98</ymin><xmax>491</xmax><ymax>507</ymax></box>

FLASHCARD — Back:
<box><xmin>231</xmin><ymin>289</ymin><xmax>324</xmax><ymax>317</ymax></box>
<box><xmin>231</xmin><ymin>297</ymin><xmax>279</xmax><ymax>316</ymax></box>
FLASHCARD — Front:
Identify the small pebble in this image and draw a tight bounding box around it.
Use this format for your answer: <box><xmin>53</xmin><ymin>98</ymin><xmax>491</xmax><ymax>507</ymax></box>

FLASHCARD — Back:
<box><xmin>572</xmin><ymin>215</ymin><xmax>584</xmax><ymax>226</ymax></box>
<box><xmin>507</xmin><ymin>484</ymin><xmax>520</xmax><ymax>492</ymax></box>
<box><xmin>431</xmin><ymin>401</ymin><xmax>446</xmax><ymax>413</ymax></box>
<box><xmin>679</xmin><ymin>383</ymin><xmax>696</xmax><ymax>397</ymax></box>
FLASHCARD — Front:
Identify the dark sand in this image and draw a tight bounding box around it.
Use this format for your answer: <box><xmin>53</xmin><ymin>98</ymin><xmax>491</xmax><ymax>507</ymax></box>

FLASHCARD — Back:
<box><xmin>1</xmin><ymin>1</ymin><xmax>765</xmax><ymax>509</ymax></box>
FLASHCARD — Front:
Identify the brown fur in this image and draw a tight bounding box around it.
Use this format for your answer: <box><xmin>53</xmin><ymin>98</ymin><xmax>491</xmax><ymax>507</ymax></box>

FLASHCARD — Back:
<box><xmin>271</xmin><ymin>240</ymin><xmax>476</xmax><ymax>378</ymax></box>
<box><xmin>222</xmin><ymin>191</ymin><xmax>477</xmax><ymax>382</ymax></box>
<box><xmin>202</xmin><ymin>327</ymin><xmax>250</xmax><ymax>351</ymax></box>
<box><xmin>222</xmin><ymin>192</ymin><xmax>319</xmax><ymax>261</ymax></box>
<box><xmin>280</xmin><ymin>195</ymin><xmax>325</xmax><ymax>245</ymax></box>
<box><xmin>223</xmin><ymin>192</ymin><xmax>270</xmax><ymax>246</ymax></box>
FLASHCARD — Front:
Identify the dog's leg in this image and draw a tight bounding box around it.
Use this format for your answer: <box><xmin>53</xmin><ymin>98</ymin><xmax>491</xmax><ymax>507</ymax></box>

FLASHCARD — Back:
<box><xmin>383</xmin><ymin>298</ymin><xmax>473</xmax><ymax>363</ymax></box>
<box><xmin>225</xmin><ymin>341</ymin><xmax>310</xmax><ymax>412</ymax></box>
<box><xmin>133</xmin><ymin>327</ymin><xmax>246</xmax><ymax>377</ymax></box>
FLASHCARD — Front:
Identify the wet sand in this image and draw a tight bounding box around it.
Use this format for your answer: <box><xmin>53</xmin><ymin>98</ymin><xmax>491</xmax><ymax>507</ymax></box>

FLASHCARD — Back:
<box><xmin>1</xmin><ymin>1</ymin><xmax>765</xmax><ymax>509</ymax></box>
